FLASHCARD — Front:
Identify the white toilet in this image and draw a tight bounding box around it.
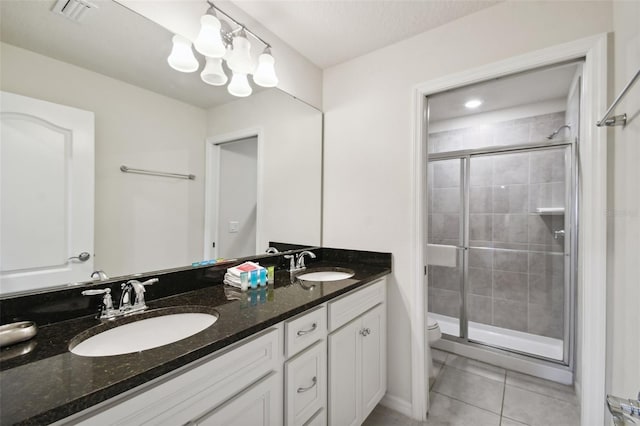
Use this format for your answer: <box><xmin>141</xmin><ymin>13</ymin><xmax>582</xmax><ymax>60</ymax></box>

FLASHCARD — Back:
<box><xmin>427</xmin><ymin>316</ymin><xmax>442</xmax><ymax>379</ymax></box>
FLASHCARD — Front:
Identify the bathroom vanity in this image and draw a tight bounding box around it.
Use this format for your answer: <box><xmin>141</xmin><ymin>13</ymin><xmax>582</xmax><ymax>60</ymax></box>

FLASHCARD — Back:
<box><xmin>0</xmin><ymin>248</ymin><xmax>391</xmax><ymax>425</ymax></box>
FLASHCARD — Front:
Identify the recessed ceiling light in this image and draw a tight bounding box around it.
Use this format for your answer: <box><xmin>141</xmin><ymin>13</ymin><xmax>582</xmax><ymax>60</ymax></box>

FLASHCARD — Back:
<box><xmin>464</xmin><ymin>99</ymin><xmax>483</xmax><ymax>109</ymax></box>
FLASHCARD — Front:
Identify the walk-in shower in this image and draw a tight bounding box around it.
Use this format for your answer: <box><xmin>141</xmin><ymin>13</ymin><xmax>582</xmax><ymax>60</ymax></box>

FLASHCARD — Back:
<box><xmin>426</xmin><ymin>61</ymin><xmax>582</xmax><ymax>374</ymax></box>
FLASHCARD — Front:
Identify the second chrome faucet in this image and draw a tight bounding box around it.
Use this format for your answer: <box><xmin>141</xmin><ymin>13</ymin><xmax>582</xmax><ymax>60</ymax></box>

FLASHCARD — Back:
<box><xmin>285</xmin><ymin>251</ymin><xmax>317</xmax><ymax>272</ymax></box>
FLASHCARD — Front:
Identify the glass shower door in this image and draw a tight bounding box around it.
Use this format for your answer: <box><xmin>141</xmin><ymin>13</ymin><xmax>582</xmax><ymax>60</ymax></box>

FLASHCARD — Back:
<box><xmin>427</xmin><ymin>158</ymin><xmax>465</xmax><ymax>338</ymax></box>
<box><xmin>466</xmin><ymin>147</ymin><xmax>570</xmax><ymax>361</ymax></box>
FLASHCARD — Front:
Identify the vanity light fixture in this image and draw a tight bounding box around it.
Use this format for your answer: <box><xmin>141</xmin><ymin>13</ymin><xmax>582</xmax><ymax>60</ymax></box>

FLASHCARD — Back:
<box><xmin>464</xmin><ymin>99</ymin><xmax>483</xmax><ymax>109</ymax></box>
<box><xmin>167</xmin><ymin>1</ymin><xmax>278</xmax><ymax>97</ymax></box>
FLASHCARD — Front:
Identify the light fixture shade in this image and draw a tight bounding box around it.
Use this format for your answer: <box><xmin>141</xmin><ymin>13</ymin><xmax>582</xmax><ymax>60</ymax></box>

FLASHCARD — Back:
<box><xmin>194</xmin><ymin>15</ymin><xmax>226</xmax><ymax>58</ymax></box>
<box><xmin>253</xmin><ymin>50</ymin><xmax>278</xmax><ymax>87</ymax></box>
<box><xmin>228</xmin><ymin>32</ymin><xmax>253</xmax><ymax>74</ymax></box>
<box><xmin>168</xmin><ymin>35</ymin><xmax>199</xmax><ymax>73</ymax></box>
<box><xmin>227</xmin><ymin>72</ymin><xmax>252</xmax><ymax>97</ymax></box>
<box><xmin>201</xmin><ymin>57</ymin><xmax>228</xmax><ymax>86</ymax></box>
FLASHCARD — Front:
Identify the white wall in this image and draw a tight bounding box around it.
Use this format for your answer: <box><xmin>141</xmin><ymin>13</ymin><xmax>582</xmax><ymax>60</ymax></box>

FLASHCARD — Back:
<box><xmin>606</xmin><ymin>0</ymin><xmax>640</xmax><ymax>406</ymax></box>
<box><xmin>0</xmin><ymin>42</ymin><xmax>207</xmax><ymax>279</ymax></box>
<box><xmin>322</xmin><ymin>1</ymin><xmax>612</xmax><ymax>413</ymax></box>
<box><xmin>207</xmin><ymin>89</ymin><xmax>322</xmax><ymax>251</ymax></box>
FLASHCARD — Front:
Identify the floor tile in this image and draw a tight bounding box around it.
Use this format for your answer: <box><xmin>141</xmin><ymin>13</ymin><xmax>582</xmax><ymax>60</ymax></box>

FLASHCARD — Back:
<box><xmin>501</xmin><ymin>417</ymin><xmax>529</xmax><ymax>426</ymax></box>
<box><xmin>505</xmin><ymin>370</ymin><xmax>577</xmax><ymax>403</ymax></box>
<box><xmin>502</xmin><ymin>385</ymin><xmax>580</xmax><ymax>426</ymax></box>
<box><xmin>432</xmin><ymin>348</ymin><xmax>450</xmax><ymax>364</ymax></box>
<box><xmin>445</xmin><ymin>354</ymin><xmax>506</xmax><ymax>382</ymax></box>
<box><xmin>363</xmin><ymin>404</ymin><xmax>422</xmax><ymax>426</ymax></box>
<box><xmin>433</xmin><ymin>365</ymin><xmax>505</xmax><ymax>414</ymax></box>
<box><xmin>428</xmin><ymin>392</ymin><xmax>501</xmax><ymax>426</ymax></box>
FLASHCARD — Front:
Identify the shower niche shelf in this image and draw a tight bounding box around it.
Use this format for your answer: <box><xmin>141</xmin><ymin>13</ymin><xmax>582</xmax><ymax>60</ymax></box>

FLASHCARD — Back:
<box><xmin>534</xmin><ymin>207</ymin><xmax>565</xmax><ymax>215</ymax></box>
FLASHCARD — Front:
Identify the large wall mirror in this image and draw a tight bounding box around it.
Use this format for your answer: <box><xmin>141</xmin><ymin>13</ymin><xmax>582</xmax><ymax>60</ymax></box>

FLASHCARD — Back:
<box><xmin>0</xmin><ymin>0</ymin><xmax>322</xmax><ymax>295</ymax></box>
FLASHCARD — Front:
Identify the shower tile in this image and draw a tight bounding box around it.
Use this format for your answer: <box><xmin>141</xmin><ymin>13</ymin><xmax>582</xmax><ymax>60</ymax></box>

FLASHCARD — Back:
<box><xmin>493</xmin><ymin>153</ymin><xmax>529</xmax><ymax>185</ymax></box>
<box><xmin>433</xmin><ymin>366</ymin><xmax>505</xmax><ymax>414</ymax></box>
<box><xmin>493</xmin><ymin>184</ymin><xmax>528</xmax><ymax>214</ymax></box>
<box><xmin>494</xmin><ymin>250</ymin><xmax>528</xmax><ymax>273</ymax></box>
<box><xmin>469</xmin><ymin>267</ymin><xmax>492</xmax><ymax>296</ymax></box>
<box><xmin>527</xmin><ymin>215</ymin><xmax>553</xmax><ymax>244</ymax></box>
<box><xmin>426</xmin><ymin>392</ymin><xmax>501</xmax><ymax>426</ymax></box>
<box><xmin>495</xmin><ymin>121</ymin><xmax>530</xmax><ymax>146</ymax></box>
<box><xmin>431</xmin><ymin>213</ymin><xmax>460</xmax><ymax>240</ymax></box>
<box><xmin>470</xmin><ymin>214</ymin><xmax>493</xmax><ymax>241</ymax></box>
<box><xmin>529</xmin><ymin>149</ymin><xmax>565</xmax><ymax>184</ymax></box>
<box><xmin>462</xmin><ymin>126</ymin><xmax>494</xmax><ymax>150</ymax></box>
<box><xmin>502</xmin><ymin>385</ymin><xmax>579</xmax><ymax>426</ymax></box>
<box><xmin>470</xmin><ymin>156</ymin><xmax>493</xmax><ymax>187</ymax></box>
<box><xmin>493</xmin><ymin>214</ymin><xmax>528</xmax><ymax>244</ymax></box>
<box><xmin>467</xmin><ymin>294</ymin><xmax>492</xmax><ymax>325</ymax></box>
<box><xmin>445</xmin><ymin>354</ymin><xmax>505</xmax><ymax>382</ymax></box>
<box><xmin>470</xmin><ymin>186</ymin><xmax>493</xmax><ymax>213</ymax></box>
<box><xmin>432</xmin><ymin>187</ymin><xmax>460</xmax><ymax>213</ymax></box>
<box><xmin>433</xmin><ymin>161</ymin><xmax>460</xmax><ymax>188</ymax></box>
<box><xmin>493</xmin><ymin>299</ymin><xmax>528</xmax><ymax>332</ymax></box>
<box><xmin>469</xmin><ymin>249</ymin><xmax>493</xmax><ymax>269</ymax></box>
<box><xmin>494</xmin><ymin>242</ymin><xmax>529</xmax><ymax>251</ymax></box>
<box><xmin>430</xmin><ymin>265</ymin><xmax>461</xmax><ymax>291</ymax></box>
<box><xmin>529</xmin><ymin>112</ymin><xmax>567</xmax><ymax>143</ymax></box>
<box><xmin>528</xmin><ymin>274</ymin><xmax>554</xmax><ymax>305</ymax></box>
<box><xmin>505</xmin><ymin>371</ymin><xmax>577</xmax><ymax>404</ymax></box>
<box><xmin>528</xmin><ymin>303</ymin><xmax>563</xmax><ymax>339</ymax></box>
<box><xmin>430</xmin><ymin>288</ymin><xmax>461</xmax><ymax>318</ymax></box>
<box><xmin>493</xmin><ymin>271</ymin><xmax>528</xmax><ymax>302</ymax></box>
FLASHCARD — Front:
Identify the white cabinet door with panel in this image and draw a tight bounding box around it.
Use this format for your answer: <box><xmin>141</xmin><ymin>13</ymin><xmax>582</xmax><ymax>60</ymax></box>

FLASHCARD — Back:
<box><xmin>328</xmin><ymin>317</ymin><xmax>361</xmax><ymax>426</ymax></box>
<box><xmin>285</xmin><ymin>340</ymin><xmax>326</xmax><ymax>426</ymax></box>
<box><xmin>359</xmin><ymin>304</ymin><xmax>386</xmax><ymax>419</ymax></box>
<box><xmin>194</xmin><ymin>371</ymin><xmax>282</xmax><ymax>426</ymax></box>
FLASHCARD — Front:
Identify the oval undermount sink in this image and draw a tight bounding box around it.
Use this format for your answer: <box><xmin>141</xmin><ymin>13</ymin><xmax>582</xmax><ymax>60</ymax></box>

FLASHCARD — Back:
<box><xmin>297</xmin><ymin>268</ymin><xmax>355</xmax><ymax>282</ymax></box>
<box><xmin>70</xmin><ymin>311</ymin><xmax>218</xmax><ymax>357</ymax></box>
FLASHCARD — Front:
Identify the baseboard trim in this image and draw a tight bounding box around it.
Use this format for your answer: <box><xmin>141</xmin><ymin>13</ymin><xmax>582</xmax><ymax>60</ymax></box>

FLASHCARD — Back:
<box><xmin>379</xmin><ymin>393</ymin><xmax>413</xmax><ymax>418</ymax></box>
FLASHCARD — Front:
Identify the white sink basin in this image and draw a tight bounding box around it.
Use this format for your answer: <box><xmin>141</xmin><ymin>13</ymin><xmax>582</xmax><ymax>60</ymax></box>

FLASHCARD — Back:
<box><xmin>297</xmin><ymin>269</ymin><xmax>355</xmax><ymax>282</ymax></box>
<box><xmin>71</xmin><ymin>312</ymin><xmax>218</xmax><ymax>357</ymax></box>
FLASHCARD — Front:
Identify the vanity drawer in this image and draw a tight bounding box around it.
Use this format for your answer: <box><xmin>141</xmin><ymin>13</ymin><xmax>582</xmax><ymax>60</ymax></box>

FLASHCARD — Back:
<box><xmin>285</xmin><ymin>340</ymin><xmax>326</xmax><ymax>426</ymax></box>
<box><xmin>285</xmin><ymin>305</ymin><xmax>326</xmax><ymax>358</ymax></box>
<box><xmin>327</xmin><ymin>279</ymin><xmax>385</xmax><ymax>331</ymax></box>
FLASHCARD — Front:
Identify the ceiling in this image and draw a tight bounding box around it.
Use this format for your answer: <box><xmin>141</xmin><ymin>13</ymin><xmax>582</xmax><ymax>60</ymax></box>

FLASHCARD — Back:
<box><xmin>0</xmin><ymin>0</ymin><xmax>264</xmax><ymax>109</ymax></box>
<box><xmin>429</xmin><ymin>62</ymin><xmax>581</xmax><ymax>122</ymax></box>
<box><xmin>231</xmin><ymin>0</ymin><xmax>501</xmax><ymax>69</ymax></box>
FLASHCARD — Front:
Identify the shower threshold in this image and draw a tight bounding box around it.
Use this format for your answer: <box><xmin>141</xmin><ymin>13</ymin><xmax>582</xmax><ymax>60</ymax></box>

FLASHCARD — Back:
<box><xmin>430</xmin><ymin>313</ymin><xmax>563</xmax><ymax>361</ymax></box>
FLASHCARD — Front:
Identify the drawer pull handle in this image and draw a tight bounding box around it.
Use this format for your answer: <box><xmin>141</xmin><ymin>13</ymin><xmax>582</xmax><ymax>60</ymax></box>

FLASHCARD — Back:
<box><xmin>297</xmin><ymin>322</ymin><xmax>318</xmax><ymax>336</ymax></box>
<box><xmin>297</xmin><ymin>376</ymin><xmax>317</xmax><ymax>393</ymax></box>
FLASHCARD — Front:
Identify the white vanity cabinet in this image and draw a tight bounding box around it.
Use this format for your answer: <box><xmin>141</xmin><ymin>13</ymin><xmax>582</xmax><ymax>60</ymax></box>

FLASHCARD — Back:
<box><xmin>327</xmin><ymin>279</ymin><xmax>387</xmax><ymax>426</ymax></box>
<box><xmin>65</xmin><ymin>327</ymin><xmax>283</xmax><ymax>426</ymax></box>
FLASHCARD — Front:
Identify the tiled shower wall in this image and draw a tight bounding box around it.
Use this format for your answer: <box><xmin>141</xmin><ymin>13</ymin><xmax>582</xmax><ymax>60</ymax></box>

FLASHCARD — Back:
<box><xmin>427</xmin><ymin>112</ymin><xmax>567</xmax><ymax>340</ymax></box>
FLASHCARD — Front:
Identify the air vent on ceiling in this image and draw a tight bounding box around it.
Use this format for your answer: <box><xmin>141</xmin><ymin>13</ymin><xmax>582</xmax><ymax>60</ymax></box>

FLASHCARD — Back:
<box><xmin>51</xmin><ymin>0</ymin><xmax>98</xmax><ymax>23</ymax></box>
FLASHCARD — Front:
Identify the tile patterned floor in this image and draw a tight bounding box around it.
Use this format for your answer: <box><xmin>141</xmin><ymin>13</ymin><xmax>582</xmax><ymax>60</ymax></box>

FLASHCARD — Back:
<box><xmin>363</xmin><ymin>349</ymin><xmax>579</xmax><ymax>426</ymax></box>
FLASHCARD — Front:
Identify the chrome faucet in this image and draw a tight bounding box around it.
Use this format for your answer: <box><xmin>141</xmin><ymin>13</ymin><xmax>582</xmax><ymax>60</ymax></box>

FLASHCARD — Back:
<box><xmin>90</xmin><ymin>270</ymin><xmax>109</xmax><ymax>280</ymax></box>
<box><xmin>81</xmin><ymin>288</ymin><xmax>117</xmax><ymax>320</ymax></box>
<box><xmin>265</xmin><ymin>247</ymin><xmax>279</xmax><ymax>254</ymax></box>
<box><xmin>295</xmin><ymin>251</ymin><xmax>316</xmax><ymax>270</ymax></box>
<box><xmin>119</xmin><ymin>278</ymin><xmax>159</xmax><ymax>314</ymax></box>
<box><xmin>82</xmin><ymin>277</ymin><xmax>159</xmax><ymax>320</ymax></box>
<box><xmin>284</xmin><ymin>251</ymin><xmax>316</xmax><ymax>272</ymax></box>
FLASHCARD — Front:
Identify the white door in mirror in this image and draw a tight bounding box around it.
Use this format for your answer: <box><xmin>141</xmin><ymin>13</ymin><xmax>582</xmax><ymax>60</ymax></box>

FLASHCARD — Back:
<box><xmin>0</xmin><ymin>91</ymin><xmax>95</xmax><ymax>294</ymax></box>
<box><xmin>70</xmin><ymin>313</ymin><xmax>217</xmax><ymax>357</ymax></box>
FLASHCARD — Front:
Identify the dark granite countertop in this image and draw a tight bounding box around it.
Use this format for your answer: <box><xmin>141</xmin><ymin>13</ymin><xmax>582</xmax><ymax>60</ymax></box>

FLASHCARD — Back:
<box><xmin>0</xmin><ymin>258</ymin><xmax>390</xmax><ymax>425</ymax></box>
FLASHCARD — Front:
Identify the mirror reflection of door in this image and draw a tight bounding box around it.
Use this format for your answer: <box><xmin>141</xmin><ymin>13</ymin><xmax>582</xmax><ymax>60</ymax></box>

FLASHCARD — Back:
<box><xmin>215</xmin><ymin>137</ymin><xmax>258</xmax><ymax>259</ymax></box>
<box><xmin>0</xmin><ymin>91</ymin><xmax>94</xmax><ymax>293</ymax></box>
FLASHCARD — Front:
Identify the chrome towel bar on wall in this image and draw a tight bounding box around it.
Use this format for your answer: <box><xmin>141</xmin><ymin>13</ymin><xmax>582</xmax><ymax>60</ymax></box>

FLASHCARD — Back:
<box><xmin>596</xmin><ymin>68</ymin><xmax>640</xmax><ymax>127</ymax></box>
<box><xmin>120</xmin><ymin>165</ymin><xmax>196</xmax><ymax>180</ymax></box>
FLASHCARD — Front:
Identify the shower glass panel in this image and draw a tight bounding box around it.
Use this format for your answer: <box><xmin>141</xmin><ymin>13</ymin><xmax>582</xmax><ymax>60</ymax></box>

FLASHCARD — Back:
<box><xmin>427</xmin><ymin>158</ymin><xmax>464</xmax><ymax>337</ymax></box>
<box><xmin>467</xmin><ymin>147</ymin><xmax>569</xmax><ymax>361</ymax></box>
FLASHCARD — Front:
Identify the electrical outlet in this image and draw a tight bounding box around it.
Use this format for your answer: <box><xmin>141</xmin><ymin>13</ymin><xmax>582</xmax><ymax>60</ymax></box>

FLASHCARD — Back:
<box><xmin>229</xmin><ymin>221</ymin><xmax>239</xmax><ymax>233</ymax></box>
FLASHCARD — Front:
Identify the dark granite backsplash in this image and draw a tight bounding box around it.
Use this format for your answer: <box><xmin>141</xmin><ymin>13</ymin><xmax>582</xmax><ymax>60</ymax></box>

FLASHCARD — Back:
<box><xmin>0</xmin><ymin>247</ymin><xmax>390</xmax><ymax>327</ymax></box>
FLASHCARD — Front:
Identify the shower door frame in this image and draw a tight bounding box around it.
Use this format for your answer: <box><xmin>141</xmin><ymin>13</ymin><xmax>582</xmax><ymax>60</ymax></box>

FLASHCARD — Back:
<box><xmin>428</xmin><ymin>140</ymin><xmax>577</xmax><ymax>368</ymax></box>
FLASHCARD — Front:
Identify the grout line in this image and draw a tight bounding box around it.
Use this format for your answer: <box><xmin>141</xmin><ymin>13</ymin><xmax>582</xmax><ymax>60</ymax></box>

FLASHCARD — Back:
<box><xmin>432</xmin><ymin>390</ymin><xmax>503</xmax><ymax>417</ymax></box>
<box><xmin>499</xmin><ymin>369</ymin><xmax>507</xmax><ymax>419</ymax></box>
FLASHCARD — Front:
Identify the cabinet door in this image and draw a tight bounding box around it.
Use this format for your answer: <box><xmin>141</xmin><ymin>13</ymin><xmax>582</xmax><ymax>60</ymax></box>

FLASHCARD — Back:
<box><xmin>328</xmin><ymin>319</ymin><xmax>361</xmax><ymax>426</ymax></box>
<box><xmin>285</xmin><ymin>340</ymin><xmax>326</xmax><ymax>426</ymax></box>
<box><xmin>360</xmin><ymin>304</ymin><xmax>386</xmax><ymax>420</ymax></box>
<box><xmin>194</xmin><ymin>371</ymin><xmax>282</xmax><ymax>426</ymax></box>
